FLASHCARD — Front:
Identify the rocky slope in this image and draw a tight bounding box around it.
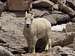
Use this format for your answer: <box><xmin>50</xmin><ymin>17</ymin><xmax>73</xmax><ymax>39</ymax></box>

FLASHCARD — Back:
<box><xmin>0</xmin><ymin>12</ymin><xmax>74</xmax><ymax>56</ymax></box>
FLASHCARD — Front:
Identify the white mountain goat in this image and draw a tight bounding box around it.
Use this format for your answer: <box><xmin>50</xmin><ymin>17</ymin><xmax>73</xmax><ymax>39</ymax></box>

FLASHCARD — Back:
<box><xmin>23</xmin><ymin>11</ymin><xmax>52</xmax><ymax>53</ymax></box>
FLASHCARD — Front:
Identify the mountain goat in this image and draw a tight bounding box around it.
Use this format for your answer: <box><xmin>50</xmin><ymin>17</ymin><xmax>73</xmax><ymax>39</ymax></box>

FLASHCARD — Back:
<box><xmin>23</xmin><ymin>12</ymin><xmax>52</xmax><ymax>53</ymax></box>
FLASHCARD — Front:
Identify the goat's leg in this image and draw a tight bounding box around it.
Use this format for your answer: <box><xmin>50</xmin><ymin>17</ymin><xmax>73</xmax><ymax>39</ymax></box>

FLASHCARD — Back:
<box><xmin>25</xmin><ymin>35</ymin><xmax>37</xmax><ymax>53</ymax></box>
<box><xmin>47</xmin><ymin>31</ymin><xmax>52</xmax><ymax>52</ymax></box>
<box><xmin>45</xmin><ymin>36</ymin><xmax>49</xmax><ymax>51</ymax></box>
<box><xmin>45</xmin><ymin>38</ymin><xmax>52</xmax><ymax>52</ymax></box>
<box><xmin>32</xmin><ymin>36</ymin><xmax>37</xmax><ymax>54</ymax></box>
<box><xmin>26</xmin><ymin>36</ymin><xmax>34</xmax><ymax>53</ymax></box>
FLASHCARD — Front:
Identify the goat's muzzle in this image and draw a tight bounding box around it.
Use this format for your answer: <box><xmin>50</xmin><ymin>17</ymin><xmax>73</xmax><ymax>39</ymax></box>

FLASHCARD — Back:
<box><xmin>26</xmin><ymin>24</ymin><xmax>30</xmax><ymax>28</ymax></box>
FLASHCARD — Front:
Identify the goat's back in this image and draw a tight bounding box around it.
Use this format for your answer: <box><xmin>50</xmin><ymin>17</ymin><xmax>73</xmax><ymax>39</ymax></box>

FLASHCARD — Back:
<box><xmin>31</xmin><ymin>18</ymin><xmax>51</xmax><ymax>38</ymax></box>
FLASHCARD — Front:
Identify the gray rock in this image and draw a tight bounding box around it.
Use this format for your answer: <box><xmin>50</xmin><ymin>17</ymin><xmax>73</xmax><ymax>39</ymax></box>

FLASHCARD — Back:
<box><xmin>31</xmin><ymin>9</ymin><xmax>50</xmax><ymax>17</ymax></box>
<box><xmin>66</xmin><ymin>22</ymin><xmax>75</xmax><ymax>32</ymax></box>
<box><xmin>0</xmin><ymin>12</ymin><xmax>27</xmax><ymax>52</ymax></box>
<box><xmin>71</xmin><ymin>17</ymin><xmax>75</xmax><ymax>22</ymax></box>
<box><xmin>51</xmin><ymin>14</ymin><xmax>70</xmax><ymax>24</ymax></box>
<box><xmin>52</xmin><ymin>10</ymin><xmax>63</xmax><ymax>14</ymax></box>
<box><xmin>0</xmin><ymin>1</ymin><xmax>5</xmax><ymax>16</ymax></box>
<box><xmin>62</xmin><ymin>47</ymin><xmax>73</xmax><ymax>55</ymax></box>
<box><xmin>53</xmin><ymin>46</ymin><xmax>75</xmax><ymax>56</ymax></box>
<box><xmin>32</xmin><ymin>0</ymin><xmax>54</xmax><ymax>10</ymax></box>
<box><xmin>43</xmin><ymin>15</ymin><xmax>57</xmax><ymax>25</ymax></box>
<box><xmin>0</xmin><ymin>1</ymin><xmax>5</xmax><ymax>10</ymax></box>
<box><xmin>66</xmin><ymin>0</ymin><xmax>75</xmax><ymax>10</ymax></box>
<box><xmin>58</xmin><ymin>0</ymin><xmax>67</xmax><ymax>4</ymax></box>
<box><xmin>50</xmin><ymin>0</ymin><xmax>67</xmax><ymax>4</ymax></box>
<box><xmin>0</xmin><ymin>46</ymin><xmax>14</xmax><ymax>56</ymax></box>
<box><xmin>58</xmin><ymin>3</ymin><xmax>75</xmax><ymax>18</ymax></box>
<box><xmin>31</xmin><ymin>9</ymin><xmax>57</xmax><ymax>25</ymax></box>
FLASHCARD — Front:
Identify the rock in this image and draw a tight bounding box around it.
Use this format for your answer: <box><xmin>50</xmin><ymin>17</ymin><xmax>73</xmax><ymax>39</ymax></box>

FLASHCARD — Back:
<box><xmin>71</xmin><ymin>17</ymin><xmax>75</xmax><ymax>22</ymax></box>
<box><xmin>43</xmin><ymin>15</ymin><xmax>57</xmax><ymax>25</ymax></box>
<box><xmin>51</xmin><ymin>24</ymin><xmax>66</xmax><ymax>32</ymax></box>
<box><xmin>66</xmin><ymin>0</ymin><xmax>75</xmax><ymax>10</ymax></box>
<box><xmin>50</xmin><ymin>0</ymin><xmax>75</xmax><ymax>18</ymax></box>
<box><xmin>0</xmin><ymin>12</ymin><xmax>27</xmax><ymax>52</ymax></box>
<box><xmin>0</xmin><ymin>1</ymin><xmax>5</xmax><ymax>10</ymax></box>
<box><xmin>32</xmin><ymin>0</ymin><xmax>54</xmax><ymax>10</ymax></box>
<box><xmin>50</xmin><ymin>0</ymin><xmax>67</xmax><ymax>4</ymax></box>
<box><xmin>0</xmin><ymin>46</ymin><xmax>14</xmax><ymax>56</ymax></box>
<box><xmin>62</xmin><ymin>47</ymin><xmax>73</xmax><ymax>55</ymax></box>
<box><xmin>58</xmin><ymin>0</ymin><xmax>67</xmax><ymax>4</ymax></box>
<box><xmin>52</xmin><ymin>32</ymin><xmax>74</xmax><ymax>47</ymax></box>
<box><xmin>31</xmin><ymin>9</ymin><xmax>57</xmax><ymax>25</ymax></box>
<box><xmin>58</xmin><ymin>3</ymin><xmax>75</xmax><ymax>18</ymax></box>
<box><xmin>7</xmin><ymin>0</ymin><xmax>32</xmax><ymax>11</ymax></box>
<box><xmin>51</xmin><ymin>14</ymin><xmax>70</xmax><ymax>24</ymax></box>
<box><xmin>0</xmin><ymin>38</ymin><xmax>6</xmax><ymax>43</ymax></box>
<box><xmin>53</xmin><ymin>4</ymin><xmax>59</xmax><ymax>10</ymax></box>
<box><xmin>53</xmin><ymin>46</ymin><xmax>75</xmax><ymax>56</ymax></box>
<box><xmin>66</xmin><ymin>22</ymin><xmax>75</xmax><ymax>32</ymax></box>
<box><xmin>52</xmin><ymin>46</ymin><xmax>62</xmax><ymax>53</ymax></box>
<box><xmin>0</xmin><ymin>1</ymin><xmax>5</xmax><ymax>16</ymax></box>
<box><xmin>0</xmin><ymin>0</ymin><xmax>7</xmax><ymax>3</ymax></box>
<box><xmin>31</xmin><ymin>9</ymin><xmax>50</xmax><ymax>17</ymax></box>
<box><xmin>52</xmin><ymin>10</ymin><xmax>63</xmax><ymax>14</ymax></box>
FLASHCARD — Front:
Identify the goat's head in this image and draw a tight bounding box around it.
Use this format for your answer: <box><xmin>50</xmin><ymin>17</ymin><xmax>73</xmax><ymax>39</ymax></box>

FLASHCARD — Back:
<box><xmin>25</xmin><ymin>11</ymin><xmax>34</xmax><ymax>28</ymax></box>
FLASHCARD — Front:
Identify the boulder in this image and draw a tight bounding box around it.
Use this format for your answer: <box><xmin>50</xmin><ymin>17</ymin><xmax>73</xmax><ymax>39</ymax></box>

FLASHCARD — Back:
<box><xmin>43</xmin><ymin>15</ymin><xmax>57</xmax><ymax>25</ymax></box>
<box><xmin>31</xmin><ymin>9</ymin><xmax>50</xmax><ymax>17</ymax></box>
<box><xmin>7</xmin><ymin>0</ymin><xmax>32</xmax><ymax>11</ymax></box>
<box><xmin>66</xmin><ymin>0</ymin><xmax>75</xmax><ymax>10</ymax></box>
<box><xmin>0</xmin><ymin>1</ymin><xmax>5</xmax><ymax>16</ymax></box>
<box><xmin>53</xmin><ymin>46</ymin><xmax>75</xmax><ymax>56</ymax></box>
<box><xmin>51</xmin><ymin>24</ymin><xmax>66</xmax><ymax>32</ymax></box>
<box><xmin>32</xmin><ymin>0</ymin><xmax>54</xmax><ymax>10</ymax></box>
<box><xmin>52</xmin><ymin>32</ymin><xmax>74</xmax><ymax>47</ymax></box>
<box><xmin>50</xmin><ymin>0</ymin><xmax>75</xmax><ymax>18</ymax></box>
<box><xmin>51</xmin><ymin>13</ymin><xmax>70</xmax><ymax>24</ymax></box>
<box><xmin>71</xmin><ymin>17</ymin><xmax>75</xmax><ymax>22</ymax></box>
<box><xmin>31</xmin><ymin>9</ymin><xmax>57</xmax><ymax>25</ymax></box>
<box><xmin>66</xmin><ymin>22</ymin><xmax>75</xmax><ymax>32</ymax></box>
<box><xmin>0</xmin><ymin>46</ymin><xmax>14</xmax><ymax>56</ymax></box>
<box><xmin>58</xmin><ymin>3</ymin><xmax>75</xmax><ymax>18</ymax></box>
<box><xmin>0</xmin><ymin>12</ymin><xmax>27</xmax><ymax>54</ymax></box>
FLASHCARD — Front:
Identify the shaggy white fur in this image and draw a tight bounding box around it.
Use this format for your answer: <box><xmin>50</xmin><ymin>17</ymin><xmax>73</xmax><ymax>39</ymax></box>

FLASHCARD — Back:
<box><xmin>23</xmin><ymin>12</ymin><xmax>52</xmax><ymax>53</ymax></box>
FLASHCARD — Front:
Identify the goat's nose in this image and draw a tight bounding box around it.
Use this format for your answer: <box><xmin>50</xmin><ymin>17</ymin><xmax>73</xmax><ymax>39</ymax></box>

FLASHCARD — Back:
<box><xmin>26</xmin><ymin>24</ymin><xmax>30</xmax><ymax>28</ymax></box>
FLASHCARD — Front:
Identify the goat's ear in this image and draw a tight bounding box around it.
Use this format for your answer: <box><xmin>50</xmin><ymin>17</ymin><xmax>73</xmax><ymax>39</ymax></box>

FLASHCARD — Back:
<box><xmin>25</xmin><ymin>11</ymin><xmax>28</xmax><ymax>17</ymax></box>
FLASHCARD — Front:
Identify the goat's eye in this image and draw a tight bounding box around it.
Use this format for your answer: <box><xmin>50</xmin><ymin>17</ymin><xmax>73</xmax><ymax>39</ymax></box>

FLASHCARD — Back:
<box><xmin>25</xmin><ymin>18</ymin><xmax>27</xmax><ymax>20</ymax></box>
